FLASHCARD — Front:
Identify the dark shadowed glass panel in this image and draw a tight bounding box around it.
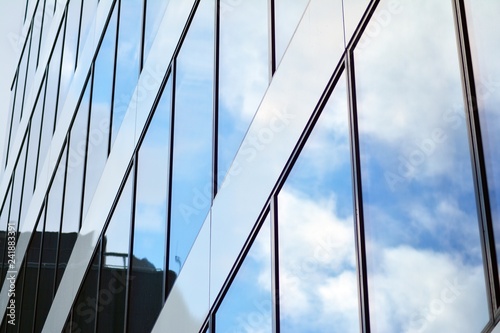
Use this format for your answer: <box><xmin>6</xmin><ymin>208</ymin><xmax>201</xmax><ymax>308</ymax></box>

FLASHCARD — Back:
<box><xmin>274</xmin><ymin>0</ymin><xmax>309</xmax><ymax>67</ymax></box>
<box><xmin>465</xmin><ymin>0</ymin><xmax>500</xmax><ymax>274</ymax></box>
<box><xmin>18</xmin><ymin>208</ymin><xmax>45</xmax><ymax>333</ymax></box>
<box><xmin>69</xmin><ymin>240</ymin><xmax>101</xmax><ymax>333</ymax></box>
<box><xmin>218</xmin><ymin>0</ymin><xmax>268</xmax><ymax>189</ymax></box>
<box><xmin>169</xmin><ymin>0</ymin><xmax>214</xmax><ymax>277</ymax></box>
<box><xmin>127</xmin><ymin>77</ymin><xmax>172</xmax><ymax>332</ymax></box>
<box><xmin>144</xmin><ymin>0</ymin><xmax>170</xmax><ymax>63</ymax></box>
<box><xmin>82</xmin><ymin>7</ymin><xmax>116</xmax><ymax>221</ymax></box>
<box><xmin>34</xmin><ymin>144</ymin><xmax>67</xmax><ymax>332</ymax></box>
<box><xmin>9</xmin><ymin>258</ymin><xmax>26</xmax><ymax>332</ymax></box>
<box><xmin>57</xmin><ymin>76</ymin><xmax>91</xmax><ymax>289</ymax></box>
<box><xmin>111</xmin><ymin>0</ymin><xmax>142</xmax><ymax>147</ymax></box>
<box><xmin>58</xmin><ymin>1</ymin><xmax>80</xmax><ymax>111</ymax></box>
<box><xmin>277</xmin><ymin>73</ymin><xmax>359</xmax><ymax>332</ymax></box>
<box><xmin>0</xmin><ymin>183</ymin><xmax>12</xmax><ymax>286</ymax></box>
<box><xmin>355</xmin><ymin>1</ymin><xmax>488</xmax><ymax>331</ymax></box>
<box><xmin>216</xmin><ymin>216</ymin><xmax>272</xmax><ymax>332</ymax></box>
<box><xmin>96</xmin><ymin>170</ymin><xmax>133</xmax><ymax>332</ymax></box>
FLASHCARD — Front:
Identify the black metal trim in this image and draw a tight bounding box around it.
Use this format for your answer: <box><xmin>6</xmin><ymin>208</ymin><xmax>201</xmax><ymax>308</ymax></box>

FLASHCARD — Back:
<box><xmin>212</xmin><ymin>0</ymin><xmax>220</xmax><ymax>197</ymax></box>
<box><xmin>270</xmin><ymin>195</ymin><xmax>280</xmax><ymax>333</ymax></box>
<box><xmin>268</xmin><ymin>0</ymin><xmax>276</xmax><ymax>78</ymax></box>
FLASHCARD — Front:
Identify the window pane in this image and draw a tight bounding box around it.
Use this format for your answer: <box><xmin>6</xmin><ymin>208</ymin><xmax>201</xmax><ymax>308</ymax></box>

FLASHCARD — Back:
<box><xmin>144</xmin><ymin>0</ymin><xmax>170</xmax><ymax>63</ymax></box>
<box><xmin>218</xmin><ymin>0</ymin><xmax>268</xmax><ymax>188</ymax></box>
<box><xmin>216</xmin><ymin>216</ymin><xmax>272</xmax><ymax>332</ymax></box>
<box><xmin>47</xmin><ymin>21</ymin><xmax>64</xmax><ymax>128</ymax></box>
<box><xmin>466</xmin><ymin>0</ymin><xmax>500</xmax><ymax>274</ymax></box>
<box><xmin>0</xmin><ymin>183</ymin><xmax>12</xmax><ymax>285</ymax></box>
<box><xmin>127</xmin><ymin>77</ymin><xmax>172</xmax><ymax>332</ymax></box>
<box><xmin>11</xmin><ymin>38</ymin><xmax>29</xmax><ymax>146</ymax></box>
<box><xmin>275</xmin><ymin>0</ymin><xmax>309</xmax><ymax>66</ymax></box>
<box><xmin>170</xmin><ymin>0</ymin><xmax>214</xmax><ymax>277</ymax></box>
<box><xmin>37</xmin><ymin>77</ymin><xmax>51</xmax><ymax>185</ymax></box>
<box><xmin>277</xmin><ymin>74</ymin><xmax>359</xmax><ymax>332</ymax></box>
<box><xmin>96</xmin><ymin>170</ymin><xmax>133</xmax><ymax>332</ymax></box>
<box><xmin>59</xmin><ymin>1</ymin><xmax>80</xmax><ymax>110</ymax></box>
<box><xmin>355</xmin><ymin>1</ymin><xmax>489</xmax><ymax>331</ymax></box>
<box><xmin>111</xmin><ymin>0</ymin><xmax>142</xmax><ymax>147</ymax></box>
<box><xmin>78</xmin><ymin>0</ymin><xmax>98</xmax><ymax>63</ymax></box>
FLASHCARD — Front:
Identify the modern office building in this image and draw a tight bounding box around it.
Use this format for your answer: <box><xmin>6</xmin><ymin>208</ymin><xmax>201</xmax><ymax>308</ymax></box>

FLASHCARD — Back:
<box><xmin>0</xmin><ymin>0</ymin><xmax>499</xmax><ymax>332</ymax></box>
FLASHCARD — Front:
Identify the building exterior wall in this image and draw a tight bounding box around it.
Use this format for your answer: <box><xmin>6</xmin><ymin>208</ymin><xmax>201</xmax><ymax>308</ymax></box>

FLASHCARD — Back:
<box><xmin>0</xmin><ymin>0</ymin><xmax>499</xmax><ymax>332</ymax></box>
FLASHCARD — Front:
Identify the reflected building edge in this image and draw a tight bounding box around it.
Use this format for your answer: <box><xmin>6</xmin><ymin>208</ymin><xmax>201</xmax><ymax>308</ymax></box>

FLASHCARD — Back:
<box><xmin>0</xmin><ymin>0</ymin><xmax>500</xmax><ymax>332</ymax></box>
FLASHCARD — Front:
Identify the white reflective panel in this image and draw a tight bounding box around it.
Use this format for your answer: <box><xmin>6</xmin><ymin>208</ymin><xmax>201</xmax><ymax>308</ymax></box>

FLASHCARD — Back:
<box><xmin>275</xmin><ymin>0</ymin><xmax>309</xmax><ymax>67</ymax></box>
<box><xmin>144</xmin><ymin>0</ymin><xmax>171</xmax><ymax>64</ymax></box>
<box><xmin>210</xmin><ymin>0</ymin><xmax>344</xmax><ymax>306</ymax></box>
<box><xmin>78</xmin><ymin>0</ymin><xmax>98</xmax><ymax>64</ymax></box>
<box><xmin>355</xmin><ymin>1</ymin><xmax>489</xmax><ymax>332</ymax></box>
<box><xmin>466</xmin><ymin>0</ymin><xmax>500</xmax><ymax>273</ymax></box>
<box><xmin>343</xmin><ymin>0</ymin><xmax>370</xmax><ymax>46</ymax></box>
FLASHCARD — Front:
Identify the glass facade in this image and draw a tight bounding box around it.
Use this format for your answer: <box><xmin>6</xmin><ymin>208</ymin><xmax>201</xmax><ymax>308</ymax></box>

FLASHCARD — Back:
<box><xmin>0</xmin><ymin>0</ymin><xmax>500</xmax><ymax>332</ymax></box>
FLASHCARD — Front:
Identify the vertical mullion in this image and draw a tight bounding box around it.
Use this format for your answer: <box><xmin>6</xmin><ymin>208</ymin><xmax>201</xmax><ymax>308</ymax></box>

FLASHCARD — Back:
<box><xmin>268</xmin><ymin>0</ymin><xmax>276</xmax><ymax>78</ymax></box>
<box><xmin>452</xmin><ymin>0</ymin><xmax>499</xmax><ymax>317</ymax></box>
<box><xmin>346</xmin><ymin>52</ymin><xmax>370</xmax><ymax>333</ymax></box>
<box><xmin>140</xmin><ymin>0</ymin><xmax>147</xmax><ymax>71</ymax></box>
<box><xmin>270</xmin><ymin>196</ymin><xmax>280</xmax><ymax>333</ymax></box>
<box><xmin>212</xmin><ymin>0</ymin><xmax>220</xmax><ymax>196</ymax></box>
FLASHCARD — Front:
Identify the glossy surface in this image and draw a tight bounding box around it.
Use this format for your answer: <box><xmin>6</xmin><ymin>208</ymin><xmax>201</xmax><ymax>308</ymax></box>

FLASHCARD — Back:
<box><xmin>355</xmin><ymin>1</ymin><xmax>489</xmax><ymax>331</ymax></box>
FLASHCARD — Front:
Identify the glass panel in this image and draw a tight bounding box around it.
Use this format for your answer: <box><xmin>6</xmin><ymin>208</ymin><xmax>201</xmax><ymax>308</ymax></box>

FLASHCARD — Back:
<box><xmin>78</xmin><ymin>0</ymin><xmax>98</xmax><ymax>63</ymax></box>
<box><xmin>59</xmin><ymin>1</ymin><xmax>80</xmax><ymax>110</ymax></box>
<box><xmin>144</xmin><ymin>0</ymin><xmax>170</xmax><ymax>63</ymax></box>
<box><xmin>274</xmin><ymin>0</ymin><xmax>309</xmax><ymax>67</ymax></box>
<box><xmin>30</xmin><ymin>0</ymin><xmax>44</xmax><ymax>69</ymax></box>
<box><xmin>4</xmin><ymin>79</ymin><xmax>17</xmax><ymax>167</ymax></box>
<box><xmin>277</xmin><ymin>74</ymin><xmax>359</xmax><ymax>332</ymax></box>
<box><xmin>354</xmin><ymin>1</ymin><xmax>489</xmax><ymax>331</ymax></box>
<box><xmin>57</xmin><ymin>76</ymin><xmax>91</xmax><ymax>289</ymax></box>
<box><xmin>466</xmin><ymin>0</ymin><xmax>500</xmax><ymax>272</ymax></box>
<box><xmin>111</xmin><ymin>0</ymin><xmax>143</xmax><ymax>147</ymax></box>
<box><xmin>36</xmin><ymin>78</ymin><xmax>51</xmax><ymax>186</ymax></box>
<box><xmin>170</xmin><ymin>0</ymin><xmax>214</xmax><ymax>277</ymax></box>
<box><xmin>12</xmin><ymin>38</ymin><xmax>29</xmax><ymax>144</ymax></box>
<box><xmin>218</xmin><ymin>0</ymin><xmax>268</xmax><ymax>189</ymax></box>
<box><xmin>47</xmin><ymin>20</ymin><xmax>64</xmax><ymax>128</ymax></box>
<box><xmin>24</xmin><ymin>27</ymin><xmax>38</xmax><ymax>113</ymax></box>
<box><xmin>82</xmin><ymin>8</ymin><xmax>117</xmax><ymax>221</ymax></box>
<box><xmin>343</xmin><ymin>0</ymin><xmax>371</xmax><ymax>47</ymax></box>
<box><xmin>96</xmin><ymin>170</ymin><xmax>133</xmax><ymax>332</ymax></box>
<box><xmin>216</xmin><ymin>216</ymin><xmax>272</xmax><ymax>332</ymax></box>
<box><xmin>127</xmin><ymin>77</ymin><xmax>172</xmax><ymax>332</ymax></box>
<box><xmin>34</xmin><ymin>145</ymin><xmax>67</xmax><ymax>332</ymax></box>
<box><xmin>0</xmin><ymin>184</ymin><xmax>12</xmax><ymax>286</ymax></box>
<box><xmin>69</xmin><ymin>240</ymin><xmax>101</xmax><ymax>333</ymax></box>
<box><xmin>42</xmin><ymin>0</ymin><xmax>57</xmax><ymax>49</ymax></box>
<box><xmin>19</xmin><ymin>208</ymin><xmax>45</xmax><ymax>333</ymax></box>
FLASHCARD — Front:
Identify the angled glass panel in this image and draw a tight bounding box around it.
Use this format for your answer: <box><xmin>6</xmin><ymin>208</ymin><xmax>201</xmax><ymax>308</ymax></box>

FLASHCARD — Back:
<box><xmin>30</xmin><ymin>0</ymin><xmax>44</xmax><ymax>69</ymax></box>
<box><xmin>0</xmin><ymin>183</ymin><xmax>12</xmax><ymax>286</ymax></box>
<box><xmin>465</xmin><ymin>0</ymin><xmax>500</xmax><ymax>274</ymax></box>
<box><xmin>169</xmin><ymin>0</ymin><xmax>214</xmax><ymax>277</ymax></box>
<box><xmin>216</xmin><ymin>216</ymin><xmax>272</xmax><ymax>332</ymax></box>
<box><xmin>343</xmin><ymin>0</ymin><xmax>370</xmax><ymax>47</ymax></box>
<box><xmin>144</xmin><ymin>0</ymin><xmax>170</xmax><ymax>64</ymax></box>
<box><xmin>47</xmin><ymin>20</ymin><xmax>64</xmax><ymax>128</ymax></box>
<box><xmin>36</xmin><ymin>78</ymin><xmax>51</xmax><ymax>186</ymax></box>
<box><xmin>25</xmin><ymin>25</ymin><xmax>38</xmax><ymax>111</ymax></box>
<box><xmin>111</xmin><ymin>0</ymin><xmax>143</xmax><ymax>147</ymax></box>
<box><xmin>275</xmin><ymin>0</ymin><xmax>309</xmax><ymax>67</ymax></box>
<box><xmin>42</xmin><ymin>0</ymin><xmax>57</xmax><ymax>49</ymax></box>
<box><xmin>12</xmin><ymin>37</ymin><xmax>29</xmax><ymax>145</ymax></box>
<box><xmin>277</xmin><ymin>73</ymin><xmax>359</xmax><ymax>332</ymax></box>
<box><xmin>18</xmin><ymin>207</ymin><xmax>45</xmax><ymax>333</ymax></box>
<box><xmin>355</xmin><ymin>1</ymin><xmax>489</xmax><ymax>331</ymax></box>
<box><xmin>78</xmin><ymin>0</ymin><xmax>98</xmax><ymax>63</ymax></box>
<box><xmin>34</xmin><ymin>144</ymin><xmax>67</xmax><ymax>332</ymax></box>
<box><xmin>96</xmin><ymin>169</ymin><xmax>133</xmax><ymax>332</ymax></box>
<box><xmin>82</xmin><ymin>8</ymin><xmax>117</xmax><ymax>221</ymax></box>
<box><xmin>4</xmin><ymin>78</ymin><xmax>17</xmax><ymax>167</ymax></box>
<box><xmin>68</xmin><ymin>240</ymin><xmax>101</xmax><ymax>333</ymax></box>
<box><xmin>10</xmin><ymin>135</ymin><xmax>28</xmax><ymax>238</ymax></box>
<box><xmin>218</xmin><ymin>0</ymin><xmax>269</xmax><ymax>189</ymax></box>
<box><xmin>127</xmin><ymin>77</ymin><xmax>172</xmax><ymax>332</ymax></box>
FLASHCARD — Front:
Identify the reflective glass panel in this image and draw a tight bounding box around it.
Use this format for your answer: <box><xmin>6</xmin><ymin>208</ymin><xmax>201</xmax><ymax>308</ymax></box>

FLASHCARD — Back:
<box><xmin>37</xmin><ymin>77</ymin><xmax>51</xmax><ymax>185</ymax></box>
<box><xmin>277</xmin><ymin>73</ymin><xmax>359</xmax><ymax>332</ymax></box>
<box><xmin>466</xmin><ymin>0</ymin><xmax>500</xmax><ymax>272</ymax></box>
<box><xmin>111</xmin><ymin>0</ymin><xmax>142</xmax><ymax>147</ymax></box>
<box><xmin>78</xmin><ymin>0</ymin><xmax>98</xmax><ymax>63</ymax></box>
<box><xmin>59</xmin><ymin>1</ymin><xmax>80</xmax><ymax>110</ymax></box>
<box><xmin>12</xmin><ymin>38</ymin><xmax>29</xmax><ymax>145</ymax></box>
<box><xmin>275</xmin><ymin>0</ymin><xmax>309</xmax><ymax>67</ymax></box>
<box><xmin>170</xmin><ymin>0</ymin><xmax>214</xmax><ymax>277</ymax></box>
<box><xmin>218</xmin><ymin>0</ymin><xmax>268</xmax><ymax>189</ymax></box>
<box><xmin>42</xmin><ymin>0</ymin><xmax>57</xmax><ymax>49</ymax></box>
<box><xmin>216</xmin><ymin>216</ymin><xmax>272</xmax><ymax>332</ymax></box>
<box><xmin>0</xmin><ymin>184</ymin><xmax>12</xmax><ymax>285</ymax></box>
<box><xmin>34</xmin><ymin>145</ymin><xmax>67</xmax><ymax>332</ymax></box>
<box><xmin>96</xmin><ymin>170</ymin><xmax>133</xmax><ymax>332</ymax></box>
<box><xmin>4</xmin><ymin>79</ymin><xmax>17</xmax><ymax>167</ymax></box>
<box><xmin>343</xmin><ymin>0</ymin><xmax>370</xmax><ymax>47</ymax></box>
<box><xmin>127</xmin><ymin>77</ymin><xmax>172</xmax><ymax>332</ymax></box>
<box><xmin>144</xmin><ymin>0</ymin><xmax>170</xmax><ymax>63</ymax></box>
<box><xmin>82</xmin><ymin>8</ymin><xmax>116</xmax><ymax>221</ymax></box>
<box><xmin>10</xmin><ymin>136</ymin><xmax>28</xmax><ymax>237</ymax></box>
<box><xmin>355</xmin><ymin>1</ymin><xmax>489</xmax><ymax>331</ymax></box>
<box><xmin>29</xmin><ymin>0</ymin><xmax>43</xmax><ymax>69</ymax></box>
<box><xmin>47</xmin><ymin>20</ymin><xmax>64</xmax><ymax>127</ymax></box>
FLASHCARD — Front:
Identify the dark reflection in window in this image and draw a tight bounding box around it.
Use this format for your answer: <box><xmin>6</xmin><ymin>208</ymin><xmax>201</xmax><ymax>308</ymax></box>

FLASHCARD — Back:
<box><xmin>218</xmin><ymin>0</ymin><xmax>268</xmax><ymax>189</ymax></box>
<box><xmin>19</xmin><ymin>207</ymin><xmax>45</xmax><ymax>333</ymax></box>
<box><xmin>466</xmin><ymin>0</ymin><xmax>500</xmax><ymax>274</ymax></box>
<box><xmin>34</xmin><ymin>144</ymin><xmax>67</xmax><ymax>332</ymax></box>
<box><xmin>96</xmin><ymin>169</ymin><xmax>133</xmax><ymax>332</ymax></box>
<box><xmin>355</xmin><ymin>1</ymin><xmax>488</xmax><ymax>331</ymax></box>
<box><xmin>277</xmin><ymin>73</ymin><xmax>359</xmax><ymax>332</ymax></box>
<box><xmin>127</xmin><ymin>77</ymin><xmax>172</xmax><ymax>332</ymax></box>
<box><xmin>143</xmin><ymin>0</ymin><xmax>170</xmax><ymax>64</ymax></box>
<box><xmin>67</xmin><ymin>240</ymin><xmax>101</xmax><ymax>333</ymax></box>
<box><xmin>216</xmin><ymin>216</ymin><xmax>272</xmax><ymax>332</ymax></box>
<box><xmin>170</xmin><ymin>0</ymin><xmax>214</xmax><ymax>277</ymax></box>
<box><xmin>82</xmin><ymin>7</ymin><xmax>117</xmax><ymax>221</ymax></box>
<box><xmin>57</xmin><ymin>75</ymin><xmax>91</xmax><ymax>289</ymax></box>
<box><xmin>274</xmin><ymin>0</ymin><xmax>309</xmax><ymax>67</ymax></box>
<box><xmin>111</xmin><ymin>0</ymin><xmax>143</xmax><ymax>147</ymax></box>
